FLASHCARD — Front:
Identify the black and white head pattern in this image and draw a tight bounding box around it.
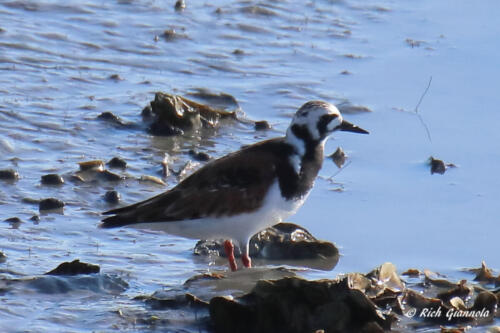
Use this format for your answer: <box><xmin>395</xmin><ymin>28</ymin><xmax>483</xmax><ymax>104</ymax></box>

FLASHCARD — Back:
<box><xmin>285</xmin><ymin>101</ymin><xmax>343</xmax><ymax>157</ymax></box>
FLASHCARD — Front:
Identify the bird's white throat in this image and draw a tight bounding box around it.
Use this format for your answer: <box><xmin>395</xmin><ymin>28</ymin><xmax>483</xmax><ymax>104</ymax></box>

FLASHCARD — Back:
<box><xmin>285</xmin><ymin>129</ymin><xmax>327</xmax><ymax>174</ymax></box>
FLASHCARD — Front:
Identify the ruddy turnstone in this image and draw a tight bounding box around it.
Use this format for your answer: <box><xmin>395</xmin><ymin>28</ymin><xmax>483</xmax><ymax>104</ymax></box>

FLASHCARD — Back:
<box><xmin>101</xmin><ymin>101</ymin><xmax>368</xmax><ymax>271</ymax></box>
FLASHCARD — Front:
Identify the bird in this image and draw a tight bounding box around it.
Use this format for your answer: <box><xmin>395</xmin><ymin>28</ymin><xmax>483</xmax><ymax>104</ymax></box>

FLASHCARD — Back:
<box><xmin>101</xmin><ymin>101</ymin><xmax>368</xmax><ymax>271</ymax></box>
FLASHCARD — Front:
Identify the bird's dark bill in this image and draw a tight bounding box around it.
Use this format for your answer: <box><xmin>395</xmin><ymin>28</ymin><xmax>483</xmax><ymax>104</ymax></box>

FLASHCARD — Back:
<box><xmin>337</xmin><ymin>120</ymin><xmax>369</xmax><ymax>134</ymax></box>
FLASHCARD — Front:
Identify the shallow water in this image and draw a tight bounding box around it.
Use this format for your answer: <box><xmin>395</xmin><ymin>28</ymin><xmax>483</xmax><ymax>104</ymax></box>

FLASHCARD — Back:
<box><xmin>1</xmin><ymin>0</ymin><xmax>499</xmax><ymax>331</ymax></box>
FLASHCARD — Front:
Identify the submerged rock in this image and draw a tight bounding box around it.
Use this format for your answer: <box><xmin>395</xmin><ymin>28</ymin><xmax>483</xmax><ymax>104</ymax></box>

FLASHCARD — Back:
<box><xmin>107</xmin><ymin>156</ymin><xmax>127</xmax><ymax>169</ymax></box>
<box><xmin>254</xmin><ymin>120</ymin><xmax>271</xmax><ymax>131</ymax></box>
<box><xmin>39</xmin><ymin>198</ymin><xmax>65</xmax><ymax>211</ymax></box>
<box><xmin>97</xmin><ymin>111</ymin><xmax>134</xmax><ymax>128</ymax></box>
<box><xmin>104</xmin><ymin>190</ymin><xmax>120</xmax><ymax>204</ymax></box>
<box><xmin>45</xmin><ymin>259</ymin><xmax>100</xmax><ymax>276</ymax></box>
<box><xmin>136</xmin><ymin>292</ymin><xmax>209</xmax><ymax>310</ymax></box>
<box><xmin>194</xmin><ymin>222</ymin><xmax>339</xmax><ymax>270</ymax></box>
<box><xmin>209</xmin><ymin>277</ymin><xmax>390</xmax><ymax>333</ymax></box>
<box><xmin>41</xmin><ymin>173</ymin><xmax>64</xmax><ymax>185</ymax></box>
<box><xmin>188</xmin><ymin>149</ymin><xmax>210</xmax><ymax>162</ymax></box>
<box><xmin>0</xmin><ymin>168</ymin><xmax>19</xmax><ymax>181</ymax></box>
<box><xmin>146</xmin><ymin>92</ymin><xmax>237</xmax><ymax>136</ymax></box>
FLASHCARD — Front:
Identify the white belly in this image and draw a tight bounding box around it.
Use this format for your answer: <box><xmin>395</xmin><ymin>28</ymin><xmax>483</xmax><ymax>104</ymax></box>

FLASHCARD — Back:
<box><xmin>131</xmin><ymin>182</ymin><xmax>309</xmax><ymax>247</ymax></box>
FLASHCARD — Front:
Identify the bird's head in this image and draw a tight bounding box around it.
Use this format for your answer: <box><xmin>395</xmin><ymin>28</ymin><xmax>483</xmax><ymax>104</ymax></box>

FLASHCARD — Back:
<box><xmin>285</xmin><ymin>101</ymin><xmax>368</xmax><ymax>151</ymax></box>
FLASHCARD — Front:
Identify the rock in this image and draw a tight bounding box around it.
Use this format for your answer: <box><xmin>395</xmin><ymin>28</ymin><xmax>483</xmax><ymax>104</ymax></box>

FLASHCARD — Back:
<box><xmin>329</xmin><ymin>147</ymin><xmax>347</xmax><ymax>168</ymax></box>
<box><xmin>41</xmin><ymin>173</ymin><xmax>64</xmax><ymax>185</ymax></box>
<box><xmin>30</xmin><ymin>215</ymin><xmax>40</xmax><ymax>222</ymax></box>
<box><xmin>430</xmin><ymin>156</ymin><xmax>446</xmax><ymax>175</ymax></box>
<box><xmin>174</xmin><ymin>0</ymin><xmax>186</xmax><ymax>11</ymax></box>
<box><xmin>136</xmin><ymin>292</ymin><xmax>209</xmax><ymax>310</ymax></box>
<box><xmin>188</xmin><ymin>149</ymin><xmax>210</xmax><ymax>162</ymax></box>
<box><xmin>146</xmin><ymin>92</ymin><xmax>237</xmax><ymax>136</ymax></box>
<box><xmin>97</xmin><ymin>170</ymin><xmax>123</xmax><ymax>182</ymax></box>
<box><xmin>107</xmin><ymin>157</ymin><xmax>127</xmax><ymax>169</ymax></box>
<box><xmin>108</xmin><ymin>73</ymin><xmax>123</xmax><ymax>81</ymax></box>
<box><xmin>209</xmin><ymin>277</ymin><xmax>391</xmax><ymax>333</ymax></box>
<box><xmin>337</xmin><ymin>103</ymin><xmax>373</xmax><ymax>114</ymax></box>
<box><xmin>436</xmin><ymin>280</ymin><xmax>471</xmax><ymax>303</ymax></box>
<box><xmin>194</xmin><ymin>222</ymin><xmax>339</xmax><ymax>270</ymax></box>
<box><xmin>429</xmin><ymin>156</ymin><xmax>456</xmax><ymax>175</ymax></box>
<box><xmin>39</xmin><ymin>198</ymin><xmax>65</xmax><ymax>211</ymax></box>
<box><xmin>4</xmin><ymin>217</ymin><xmax>21</xmax><ymax>228</ymax></box>
<box><xmin>162</xmin><ymin>29</ymin><xmax>189</xmax><ymax>41</ymax></box>
<box><xmin>45</xmin><ymin>259</ymin><xmax>100</xmax><ymax>275</ymax></box>
<box><xmin>187</xmin><ymin>88</ymin><xmax>239</xmax><ymax>110</ymax></box>
<box><xmin>78</xmin><ymin>160</ymin><xmax>104</xmax><ymax>172</ymax></box>
<box><xmin>139</xmin><ymin>175</ymin><xmax>166</xmax><ymax>186</ymax></box>
<box><xmin>97</xmin><ymin>111</ymin><xmax>126</xmax><ymax>125</ymax></box>
<box><xmin>0</xmin><ymin>168</ymin><xmax>19</xmax><ymax>181</ymax></box>
<box><xmin>401</xmin><ymin>268</ymin><xmax>420</xmax><ymax>277</ymax></box>
<box><xmin>0</xmin><ymin>251</ymin><xmax>6</xmax><ymax>263</ymax></box>
<box><xmin>104</xmin><ymin>190</ymin><xmax>120</xmax><ymax>204</ymax></box>
<box><xmin>254</xmin><ymin>120</ymin><xmax>270</xmax><ymax>131</ymax></box>
<box><xmin>472</xmin><ymin>261</ymin><xmax>496</xmax><ymax>283</ymax></box>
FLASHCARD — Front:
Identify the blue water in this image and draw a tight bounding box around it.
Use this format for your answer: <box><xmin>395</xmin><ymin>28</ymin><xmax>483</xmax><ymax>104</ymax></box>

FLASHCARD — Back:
<box><xmin>1</xmin><ymin>0</ymin><xmax>499</xmax><ymax>331</ymax></box>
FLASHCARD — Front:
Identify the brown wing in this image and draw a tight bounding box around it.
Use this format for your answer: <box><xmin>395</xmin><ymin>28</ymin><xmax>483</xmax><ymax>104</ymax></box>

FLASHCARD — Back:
<box><xmin>101</xmin><ymin>139</ymin><xmax>282</xmax><ymax>228</ymax></box>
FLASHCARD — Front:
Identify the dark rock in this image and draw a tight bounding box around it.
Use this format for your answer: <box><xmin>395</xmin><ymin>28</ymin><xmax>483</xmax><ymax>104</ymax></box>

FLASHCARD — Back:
<box><xmin>148</xmin><ymin>121</ymin><xmax>185</xmax><ymax>136</ymax></box>
<box><xmin>175</xmin><ymin>0</ymin><xmax>185</xmax><ymax>11</ymax></box>
<box><xmin>4</xmin><ymin>217</ymin><xmax>21</xmax><ymax>228</ymax></box>
<box><xmin>41</xmin><ymin>173</ymin><xmax>64</xmax><ymax>185</ymax></box>
<box><xmin>0</xmin><ymin>168</ymin><xmax>19</xmax><ymax>181</ymax></box>
<box><xmin>104</xmin><ymin>190</ymin><xmax>120</xmax><ymax>204</ymax></box>
<box><xmin>430</xmin><ymin>156</ymin><xmax>446</xmax><ymax>175</ymax></box>
<box><xmin>209</xmin><ymin>277</ymin><xmax>390</xmax><ymax>333</ymax></box>
<box><xmin>0</xmin><ymin>251</ymin><xmax>6</xmax><ymax>263</ymax></box>
<box><xmin>96</xmin><ymin>111</ymin><xmax>135</xmax><ymax>128</ymax></box>
<box><xmin>97</xmin><ymin>170</ymin><xmax>123</xmax><ymax>182</ymax></box>
<box><xmin>141</xmin><ymin>105</ymin><xmax>153</xmax><ymax>119</ymax></box>
<box><xmin>330</xmin><ymin>147</ymin><xmax>347</xmax><ymax>168</ymax></box>
<box><xmin>188</xmin><ymin>149</ymin><xmax>211</xmax><ymax>162</ymax></box>
<box><xmin>162</xmin><ymin>29</ymin><xmax>188</xmax><ymax>41</ymax></box>
<box><xmin>45</xmin><ymin>259</ymin><xmax>100</xmax><ymax>276</ymax></box>
<box><xmin>401</xmin><ymin>268</ymin><xmax>420</xmax><ymax>277</ymax></box>
<box><xmin>146</xmin><ymin>92</ymin><xmax>237</xmax><ymax>136</ymax></box>
<box><xmin>136</xmin><ymin>292</ymin><xmax>209</xmax><ymax>310</ymax></box>
<box><xmin>4</xmin><ymin>217</ymin><xmax>21</xmax><ymax>223</ymax></box>
<box><xmin>232</xmin><ymin>49</ymin><xmax>244</xmax><ymax>55</ymax></box>
<box><xmin>39</xmin><ymin>198</ymin><xmax>65</xmax><ymax>211</ymax></box>
<box><xmin>107</xmin><ymin>157</ymin><xmax>127</xmax><ymax>169</ymax></box>
<box><xmin>108</xmin><ymin>74</ymin><xmax>123</xmax><ymax>81</ymax></box>
<box><xmin>30</xmin><ymin>215</ymin><xmax>40</xmax><ymax>222</ymax></box>
<box><xmin>254</xmin><ymin>120</ymin><xmax>270</xmax><ymax>131</ymax></box>
<box><xmin>195</xmin><ymin>222</ymin><xmax>339</xmax><ymax>270</ymax></box>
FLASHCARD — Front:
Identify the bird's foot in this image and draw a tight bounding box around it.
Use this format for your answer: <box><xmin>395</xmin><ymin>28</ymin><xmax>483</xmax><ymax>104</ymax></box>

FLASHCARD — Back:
<box><xmin>242</xmin><ymin>253</ymin><xmax>252</xmax><ymax>268</ymax></box>
<box><xmin>223</xmin><ymin>239</ymin><xmax>237</xmax><ymax>271</ymax></box>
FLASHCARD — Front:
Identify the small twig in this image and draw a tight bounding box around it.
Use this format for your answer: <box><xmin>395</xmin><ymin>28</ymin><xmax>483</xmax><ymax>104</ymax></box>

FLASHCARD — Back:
<box><xmin>325</xmin><ymin>160</ymin><xmax>352</xmax><ymax>182</ymax></box>
<box><xmin>414</xmin><ymin>76</ymin><xmax>433</xmax><ymax>142</ymax></box>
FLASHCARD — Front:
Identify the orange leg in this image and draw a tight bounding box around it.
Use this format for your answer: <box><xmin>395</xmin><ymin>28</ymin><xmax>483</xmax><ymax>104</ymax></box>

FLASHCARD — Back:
<box><xmin>223</xmin><ymin>240</ymin><xmax>237</xmax><ymax>271</ymax></box>
<box><xmin>242</xmin><ymin>253</ymin><xmax>252</xmax><ymax>268</ymax></box>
